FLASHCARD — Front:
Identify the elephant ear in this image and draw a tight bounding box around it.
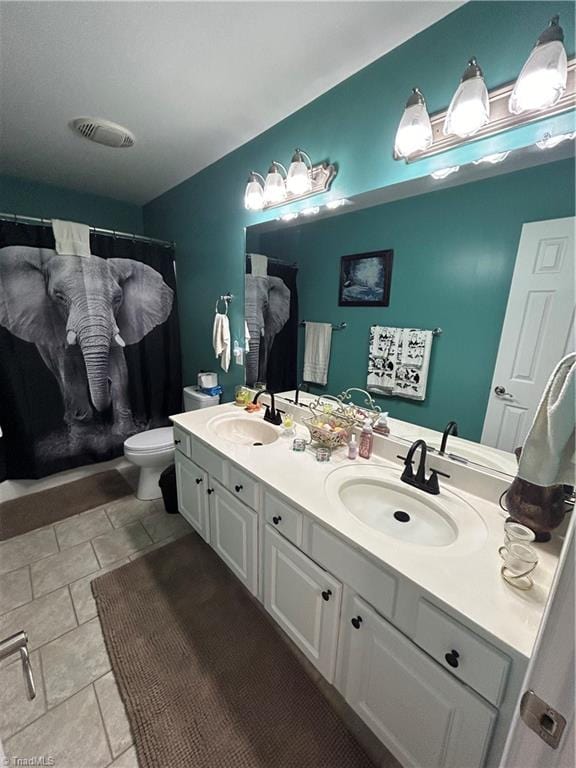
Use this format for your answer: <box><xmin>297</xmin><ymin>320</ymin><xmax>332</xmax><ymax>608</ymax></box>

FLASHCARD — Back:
<box><xmin>0</xmin><ymin>246</ymin><xmax>64</xmax><ymax>343</ymax></box>
<box><xmin>108</xmin><ymin>258</ymin><xmax>174</xmax><ymax>345</ymax></box>
<box><xmin>265</xmin><ymin>275</ymin><xmax>291</xmax><ymax>335</ymax></box>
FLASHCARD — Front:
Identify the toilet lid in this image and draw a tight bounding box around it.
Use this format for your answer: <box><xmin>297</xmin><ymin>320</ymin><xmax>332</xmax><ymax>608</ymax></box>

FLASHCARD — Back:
<box><xmin>124</xmin><ymin>427</ymin><xmax>174</xmax><ymax>453</ymax></box>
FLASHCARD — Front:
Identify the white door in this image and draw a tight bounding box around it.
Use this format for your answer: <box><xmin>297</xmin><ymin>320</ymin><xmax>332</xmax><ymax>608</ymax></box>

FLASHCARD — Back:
<box><xmin>209</xmin><ymin>483</ymin><xmax>258</xmax><ymax>595</ymax></box>
<box><xmin>338</xmin><ymin>593</ymin><xmax>495</xmax><ymax>768</ymax></box>
<box><xmin>482</xmin><ymin>217</ymin><xmax>575</xmax><ymax>451</ymax></box>
<box><xmin>264</xmin><ymin>525</ymin><xmax>342</xmax><ymax>682</ymax></box>
<box><xmin>499</xmin><ymin>522</ymin><xmax>574</xmax><ymax>768</ymax></box>
<box><xmin>175</xmin><ymin>453</ymin><xmax>210</xmax><ymax>541</ymax></box>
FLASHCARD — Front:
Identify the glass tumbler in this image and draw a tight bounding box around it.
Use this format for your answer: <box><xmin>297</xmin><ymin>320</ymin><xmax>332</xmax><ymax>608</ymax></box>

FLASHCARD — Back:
<box><xmin>498</xmin><ymin>522</ymin><xmax>535</xmax><ymax>557</ymax></box>
<box><xmin>500</xmin><ymin>542</ymin><xmax>538</xmax><ymax>590</ymax></box>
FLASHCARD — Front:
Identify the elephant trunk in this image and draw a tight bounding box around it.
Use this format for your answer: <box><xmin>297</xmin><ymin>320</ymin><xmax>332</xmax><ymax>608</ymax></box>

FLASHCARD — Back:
<box><xmin>75</xmin><ymin>303</ymin><xmax>114</xmax><ymax>412</ymax></box>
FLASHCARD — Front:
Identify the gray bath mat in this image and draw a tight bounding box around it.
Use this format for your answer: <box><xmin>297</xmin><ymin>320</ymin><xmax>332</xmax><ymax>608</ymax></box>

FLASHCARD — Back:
<box><xmin>93</xmin><ymin>533</ymin><xmax>375</xmax><ymax>768</ymax></box>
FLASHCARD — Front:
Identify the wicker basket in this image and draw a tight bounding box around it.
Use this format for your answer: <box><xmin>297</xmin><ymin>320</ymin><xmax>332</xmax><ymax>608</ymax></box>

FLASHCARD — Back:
<box><xmin>303</xmin><ymin>412</ymin><xmax>354</xmax><ymax>450</ymax></box>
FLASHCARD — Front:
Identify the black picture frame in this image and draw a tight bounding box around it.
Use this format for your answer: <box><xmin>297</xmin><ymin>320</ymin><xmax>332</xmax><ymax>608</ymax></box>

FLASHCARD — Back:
<box><xmin>338</xmin><ymin>250</ymin><xmax>393</xmax><ymax>307</ymax></box>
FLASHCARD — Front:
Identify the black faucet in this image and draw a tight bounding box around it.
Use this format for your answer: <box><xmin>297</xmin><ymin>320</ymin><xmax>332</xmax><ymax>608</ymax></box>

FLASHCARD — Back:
<box><xmin>398</xmin><ymin>439</ymin><xmax>450</xmax><ymax>495</ymax></box>
<box><xmin>439</xmin><ymin>421</ymin><xmax>458</xmax><ymax>456</ymax></box>
<box><xmin>252</xmin><ymin>389</ymin><xmax>282</xmax><ymax>426</ymax></box>
<box><xmin>294</xmin><ymin>381</ymin><xmax>309</xmax><ymax>406</ymax></box>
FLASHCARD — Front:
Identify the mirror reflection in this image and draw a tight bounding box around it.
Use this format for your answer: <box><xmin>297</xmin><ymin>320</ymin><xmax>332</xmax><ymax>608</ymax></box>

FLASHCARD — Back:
<box><xmin>245</xmin><ymin>153</ymin><xmax>575</xmax><ymax>478</ymax></box>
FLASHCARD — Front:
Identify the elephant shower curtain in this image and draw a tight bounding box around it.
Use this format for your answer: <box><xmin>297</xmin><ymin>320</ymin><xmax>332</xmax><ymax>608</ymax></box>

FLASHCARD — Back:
<box><xmin>0</xmin><ymin>220</ymin><xmax>181</xmax><ymax>479</ymax></box>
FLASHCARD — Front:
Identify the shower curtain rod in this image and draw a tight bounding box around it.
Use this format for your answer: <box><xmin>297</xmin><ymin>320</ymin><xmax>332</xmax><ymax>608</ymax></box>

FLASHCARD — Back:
<box><xmin>0</xmin><ymin>212</ymin><xmax>175</xmax><ymax>249</ymax></box>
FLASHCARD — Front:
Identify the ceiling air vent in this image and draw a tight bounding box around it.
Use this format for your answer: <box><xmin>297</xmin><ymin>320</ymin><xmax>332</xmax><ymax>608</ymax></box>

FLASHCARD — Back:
<box><xmin>69</xmin><ymin>117</ymin><xmax>135</xmax><ymax>148</ymax></box>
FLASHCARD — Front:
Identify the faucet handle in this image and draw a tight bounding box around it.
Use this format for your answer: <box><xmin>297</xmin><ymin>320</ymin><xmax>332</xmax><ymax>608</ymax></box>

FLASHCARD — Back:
<box><xmin>429</xmin><ymin>467</ymin><xmax>451</xmax><ymax>478</ymax></box>
<box><xmin>397</xmin><ymin>454</ymin><xmax>412</xmax><ymax>464</ymax></box>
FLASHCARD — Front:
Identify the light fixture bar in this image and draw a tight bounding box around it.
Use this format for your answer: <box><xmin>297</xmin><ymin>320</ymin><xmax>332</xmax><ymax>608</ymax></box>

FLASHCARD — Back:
<box><xmin>261</xmin><ymin>162</ymin><xmax>337</xmax><ymax>210</ymax></box>
<box><xmin>398</xmin><ymin>56</ymin><xmax>575</xmax><ymax>162</ymax></box>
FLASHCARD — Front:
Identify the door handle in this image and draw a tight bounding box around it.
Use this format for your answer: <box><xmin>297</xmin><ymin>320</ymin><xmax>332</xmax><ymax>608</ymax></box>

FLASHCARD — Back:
<box><xmin>494</xmin><ymin>385</ymin><xmax>514</xmax><ymax>399</ymax></box>
<box><xmin>0</xmin><ymin>631</ymin><xmax>36</xmax><ymax>700</ymax></box>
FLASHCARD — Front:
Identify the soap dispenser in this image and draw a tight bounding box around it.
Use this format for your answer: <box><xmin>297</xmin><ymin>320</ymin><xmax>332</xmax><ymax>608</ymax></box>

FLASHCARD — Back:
<box><xmin>359</xmin><ymin>418</ymin><xmax>374</xmax><ymax>459</ymax></box>
<box><xmin>374</xmin><ymin>411</ymin><xmax>390</xmax><ymax>436</ymax></box>
<box><xmin>348</xmin><ymin>433</ymin><xmax>358</xmax><ymax>460</ymax></box>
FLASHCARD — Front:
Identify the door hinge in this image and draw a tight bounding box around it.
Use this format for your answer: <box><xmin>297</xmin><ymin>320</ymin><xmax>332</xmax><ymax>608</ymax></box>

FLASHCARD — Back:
<box><xmin>520</xmin><ymin>689</ymin><xmax>567</xmax><ymax>749</ymax></box>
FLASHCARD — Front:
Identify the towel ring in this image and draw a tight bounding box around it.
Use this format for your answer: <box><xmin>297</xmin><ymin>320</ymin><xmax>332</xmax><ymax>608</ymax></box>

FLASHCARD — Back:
<box><xmin>215</xmin><ymin>296</ymin><xmax>229</xmax><ymax>315</ymax></box>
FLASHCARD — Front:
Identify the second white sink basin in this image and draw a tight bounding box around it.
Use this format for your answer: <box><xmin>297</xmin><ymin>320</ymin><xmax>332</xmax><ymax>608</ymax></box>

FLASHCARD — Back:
<box><xmin>208</xmin><ymin>414</ymin><xmax>280</xmax><ymax>445</ymax></box>
<box><xmin>325</xmin><ymin>465</ymin><xmax>486</xmax><ymax>551</ymax></box>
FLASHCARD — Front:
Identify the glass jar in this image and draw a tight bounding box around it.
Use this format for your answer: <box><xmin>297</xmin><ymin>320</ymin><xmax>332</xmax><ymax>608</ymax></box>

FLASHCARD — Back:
<box><xmin>500</xmin><ymin>542</ymin><xmax>538</xmax><ymax>590</ymax></box>
<box><xmin>315</xmin><ymin>446</ymin><xmax>331</xmax><ymax>462</ymax></box>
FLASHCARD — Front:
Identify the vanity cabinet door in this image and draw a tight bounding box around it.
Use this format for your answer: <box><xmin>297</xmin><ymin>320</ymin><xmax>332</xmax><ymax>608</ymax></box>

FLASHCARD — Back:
<box><xmin>209</xmin><ymin>483</ymin><xmax>258</xmax><ymax>596</ymax></box>
<box><xmin>175</xmin><ymin>452</ymin><xmax>209</xmax><ymax>541</ymax></box>
<box><xmin>264</xmin><ymin>526</ymin><xmax>342</xmax><ymax>682</ymax></box>
<box><xmin>339</xmin><ymin>594</ymin><xmax>495</xmax><ymax>768</ymax></box>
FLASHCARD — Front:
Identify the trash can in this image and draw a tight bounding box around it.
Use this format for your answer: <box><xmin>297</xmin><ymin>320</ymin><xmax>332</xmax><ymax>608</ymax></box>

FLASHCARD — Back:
<box><xmin>159</xmin><ymin>464</ymin><xmax>178</xmax><ymax>514</ymax></box>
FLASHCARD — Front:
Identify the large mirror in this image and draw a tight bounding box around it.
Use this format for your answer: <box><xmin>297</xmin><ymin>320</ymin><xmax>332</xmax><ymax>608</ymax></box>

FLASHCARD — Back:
<box><xmin>245</xmin><ymin>144</ymin><xmax>575</xmax><ymax>478</ymax></box>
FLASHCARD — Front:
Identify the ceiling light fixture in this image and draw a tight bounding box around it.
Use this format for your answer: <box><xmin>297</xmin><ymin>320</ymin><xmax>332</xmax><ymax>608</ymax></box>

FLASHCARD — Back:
<box><xmin>509</xmin><ymin>15</ymin><xmax>568</xmax><ymax>114</ymax></box>
<box><xmin>263</xmin><ymin>162</ymin><xmax>288</xmax><ymax>204</ymax></box>
<box><xmin>394</xmin><ymin>88</ymin><xmax>433</xmax><ymax>159</ymax></box>
<box><xmin>472</xmin><ymin>151</ymin><xmax>510</xmax><ymax>164</ymax></box>
<box><xmin>536</xmin><ymin>131</ymin><xmax>576</xmax><ymax>149</ymax></box>
<box><xmin>431</xmin><ymin>166</ymin><xmax>460</xmax><ymax>180</ymax></box>
<box><xmin>244</xmin><ymin>172</ymin><xmax>265</xmax><ymax>211</ymax></box>
<box><xmin>287</xmin><ymin>149</ymin><xmax>313</xmax><ymax>195</ymax></box>
<box><xmin>444</xmin><ymin>58</ymin><xmax>490</xmax><ymax>138</ymax></box>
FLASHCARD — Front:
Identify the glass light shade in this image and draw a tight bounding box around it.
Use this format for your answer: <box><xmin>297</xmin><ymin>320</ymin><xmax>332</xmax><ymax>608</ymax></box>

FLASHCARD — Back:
<box><xmin>286</xmin><ymin>159</ymin><xmax>312</xmax><ymax>195</ymax></box>
<box><xmin>536</xmin><ymin>131</ymin><xmax>576</xmax><ymax>149</ymax></box>
<box><xmin>431</xmin><ymin>165</ymin><xmax>460</xmax><ymax>180</ymax></box>
<box><xmin>444</xmin><ymin>76</ymin><xmax>490</xmax><ymax>138</ymax></box>
<box><xmin>263</xmin><ymin>169</ymin><xmax>287</xmax><ymax>204</ymax></box>
<box><xmin>394</xmin><ymin>100</ymin><xmax>433</xmax><ymax>158</ymax></box>
<box><xmin>301</xmin><ymin>206</ymin><xmax>320</xmax><ymax>216</ymax></box>
<box><xmin>244</xmin><ymin>177</ymin><xmax>264</xmax><ymax>211</ymax></box>
<box><xmin>473</xmin><ymin>151</ymin><xmax>510</xmax><ymax>165</ymax></box>
<box><xmin>509</xmin><ymin>40</ymin><xmax>567</xmax><ymax>114</ymax></box>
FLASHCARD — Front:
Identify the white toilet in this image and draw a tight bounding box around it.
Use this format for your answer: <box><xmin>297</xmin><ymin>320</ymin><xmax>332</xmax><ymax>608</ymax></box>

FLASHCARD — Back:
<box><xmin>124</xmin><ymin>386</ymin><xmax>220</xmax><ymax>500</ymax></box>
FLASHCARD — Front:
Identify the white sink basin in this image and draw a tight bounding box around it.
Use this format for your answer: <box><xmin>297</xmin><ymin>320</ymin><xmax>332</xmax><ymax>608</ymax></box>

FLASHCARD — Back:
<box><xmin>325</xmin><ymin>465</ymin><xmax>486</xmax><ymax>551</ymax></box>
<box><xmin>208</xmin><ymin>414</ymin><xmax>280</xmax><ymax>445</ymax></box>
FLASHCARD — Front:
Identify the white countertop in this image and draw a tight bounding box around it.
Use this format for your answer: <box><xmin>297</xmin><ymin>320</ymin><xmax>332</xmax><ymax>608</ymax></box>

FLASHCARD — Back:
<box><xmin>172</xmin><ymin>402</ymin><xmax>562</xmax><ymax>659</ymax></box>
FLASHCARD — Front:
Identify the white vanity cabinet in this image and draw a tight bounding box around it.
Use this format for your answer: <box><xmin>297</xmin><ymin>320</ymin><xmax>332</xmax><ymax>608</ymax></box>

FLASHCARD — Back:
<box><xmin>264</xmin><ymin>525</ymin><xmax>342</xmax><ymax>681</ymax></box>
<box><xmin>337</xmin><ymin>593</ymin><xmax>495</xmax><ymax>768</ymax></box>
<box><xmin>175</xmin><ymin>452</ymin><xmax>210</xmax><ymax>541</ymax></box>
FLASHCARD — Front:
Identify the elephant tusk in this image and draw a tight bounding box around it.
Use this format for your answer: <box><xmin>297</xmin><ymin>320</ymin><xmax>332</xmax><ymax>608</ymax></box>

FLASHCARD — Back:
<box><xmin>114</xmin><ymin>333</ymin><xmax>126</xmax><ymax>348</ymax></box>
<box><xmin>66</xmin><ymin>331</ymin><xmax>77</xmax><ymax>346</ymax></box>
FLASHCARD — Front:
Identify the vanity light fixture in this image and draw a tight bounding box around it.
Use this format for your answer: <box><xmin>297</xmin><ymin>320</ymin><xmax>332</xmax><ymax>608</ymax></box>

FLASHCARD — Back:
<box><xmin>263</xmin><ymin>162</ymin><xmax>288</xmax><ymax>204</ymax></box>
<box><xmin>444</xmin><ymin>58</ymin><xmax>490</xmax><ymax>138</ymax></box>
<box><xmin>279</xmin><ymin>212</ymin><xmax>299</xmax><ymax>222</ymax></box>
<box><xmin>286</xmin><ymin>149</ymin><xmax>313</xmax><ymax>195</ymax></box>
<box><xmin>244</xmin><ymin>172</ymin><xmax>265</xmax><ymax>211</ymax></box>
<box><xmin>430</xmin><ymin>165</ymin><xmax>460</xmax><ymax>180</ymax></box>
<box><xmin>536</xmin><ymin>131</ymin><xmax>576</xmax><ymax>149</ymax></box>
<box><xmin>325</xmin><ymin>198</ymin><xmax>349</xmax><ymax>210</ymax></box>
<box><xmin>472</xmin><ymin>151</ymin><xmax>510</xmax><ymax>164</ymax></box>
<box><xmin>301</xmin><ymin>205</ymin><xmax>320</xmax><ymax>216</ymax></box>
<box><xmin>393</xmin><ymin>88</ymin><xmax>433</xmax><ymax>159</ymax></box>
<box><xmin>509</xmin><ymin>16</ymin><xmax>568</xmax><ymax>114</ymax></box>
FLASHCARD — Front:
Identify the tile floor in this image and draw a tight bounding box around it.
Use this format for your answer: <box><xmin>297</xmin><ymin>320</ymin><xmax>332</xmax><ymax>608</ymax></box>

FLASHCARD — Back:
<box><xmin>0</xmin><ymin>488</ymin><xmax>193</xmax><ymax>768</ymax></box>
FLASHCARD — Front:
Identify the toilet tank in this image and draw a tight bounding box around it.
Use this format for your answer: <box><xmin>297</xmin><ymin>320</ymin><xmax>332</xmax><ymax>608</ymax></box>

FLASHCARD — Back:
<box><xmin>183</xmin><ymin>386</ymin><xmax>220</xmax><ymax>411</ymax></box>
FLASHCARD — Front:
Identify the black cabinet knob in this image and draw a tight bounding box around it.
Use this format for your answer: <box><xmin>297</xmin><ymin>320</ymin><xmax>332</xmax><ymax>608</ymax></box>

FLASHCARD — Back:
<box><xmin>195</xmin><ymin>478</ymin><xmax>203</xmax><ymax>485</ymax></box>
<box><xmin>272</xmin><ymin>515</ymin><xmax>282</xmax><ymax>525</ymax></box>
<box><xmin>445</xmin><ymin>650</ymin><xmax>460</xmax><ymax>668</ymax></box>
<box><xmin>351</xmin><ymin>616</ymin><xmax>363</xmax><ymax>629</ymax></box>
<box><xmin>174</xmin><ymin>439</ymin><xmax>181</xmax><ymax>445</ymax></box>
<box><xmin>322</xmin><ymin>589</ymin><xmax>332</xmax><ymax>601</ymax></box>
<box><xmin>207</xmin><ymin>488</ymin><xmax>214</xmax><ymax>495</ymax></box>
<box><xmin>235</xmin><ymin>484</ymin><xmax>243</xmax><ymax>493</ymax></box>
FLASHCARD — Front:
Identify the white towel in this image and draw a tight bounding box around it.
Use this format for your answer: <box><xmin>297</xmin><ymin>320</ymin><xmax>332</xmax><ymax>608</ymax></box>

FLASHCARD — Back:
<box><xmin>212</xmin><ymin>313</ymin><xmax>231</xmax><ymax>373</ymax></box>
<box><xmin>393</xmin><ymin>329</ymin><xmax>433</xmax><ymax>401</ymax></box>
<box><xmin>303</xmin><ymin>322</ymin><xmax>332</xmax><ymax>385</ymax></box>
<box><xmin>517</xmin><ymin>353</ymin><xmax>576</xmax><ymax>487</ymax></box>
<box><xmin>367</xmin><ymin>326</ymin><xmax>401</xmax><ymax>393</ymax></box>
<box><xmin>249</xmin><ymin>253</ymin><xmax>268</xmax><ymax>277</ymax></box>
<box><xmin>52</xmin><ymin>219</ymin><xmax>92</xmax><ymax>257</ymax></box>
<box><xmin>244</xmin><ymin>321</ymin><xmax>251</xmax><ymax>353</ymax></box>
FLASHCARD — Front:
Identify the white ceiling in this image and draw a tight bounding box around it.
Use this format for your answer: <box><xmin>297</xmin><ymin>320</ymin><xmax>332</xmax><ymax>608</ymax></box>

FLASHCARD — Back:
<box><xmin>0</xmin><ymin>1</ymin><xmax>462</xmax><ymax>206</ymax></box>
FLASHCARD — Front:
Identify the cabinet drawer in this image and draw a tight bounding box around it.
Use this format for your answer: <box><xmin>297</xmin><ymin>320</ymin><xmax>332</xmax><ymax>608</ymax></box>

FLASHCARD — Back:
<box><xmin>191</xmin><ymin>439</ymin><xmax>228</xmax><ymax>485</ymax></box>
<box><xmin>309</xmin><ymin>524</ymin><xmax>396</xmax><ymax>621</ymax></box>
<box><xmin>229</xmin><ymin>465</ymin><xmax>260</xmax><ymax>511</ymax></box>
<box><xmin>173</xmin><ymin>425</ymin><xmax>191</xmax><ymax>457</ymax></box>
<box><xmin>263</xmin><ymin>491</ymin><xmax>303</xmax><ymax>547</ymax></box>
<box><xmin>414</xmin><ymin>600</ymin><xmax>510</xmax><ymax>706</ymax></box>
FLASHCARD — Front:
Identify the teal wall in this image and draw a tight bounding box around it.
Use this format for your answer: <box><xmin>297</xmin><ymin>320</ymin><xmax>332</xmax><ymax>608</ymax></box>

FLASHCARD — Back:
<box><xmin>143</xmin><ymin>1</ymin><xmax>576</xmax><ymax>398</ymax></box>
<box><xmin>0</xmin><ymin>175</ymin><xmax>143</xmax><ymax>233</ymax></box>
<box><xmin>249</xmin><ymin>159</ymin><xmax>575</xmax><ymax>441</ymax></box>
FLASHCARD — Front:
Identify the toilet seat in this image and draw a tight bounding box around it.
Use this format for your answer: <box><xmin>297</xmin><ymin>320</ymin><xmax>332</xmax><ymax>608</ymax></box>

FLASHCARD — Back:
<box><xmin>124</xmin><ymin>427</ymin><xmax>174</xmax><ymax>454</ymax></box>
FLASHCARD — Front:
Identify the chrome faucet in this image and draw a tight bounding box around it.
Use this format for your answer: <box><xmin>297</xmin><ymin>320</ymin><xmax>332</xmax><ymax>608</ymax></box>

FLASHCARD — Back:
<box><xmin>398</xmin><ymin>439</ymin><xmax>450</xmax><ymax>495</ymax></box>
<box><xmin>439</xmin><ymin>421</ymin><xmax>459</xmax><ymax>456</ymax></box>
<box><xmin>252</xmin><ymin>389</ymin><xmax>282</xmax><ymax>426</ymax></box>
